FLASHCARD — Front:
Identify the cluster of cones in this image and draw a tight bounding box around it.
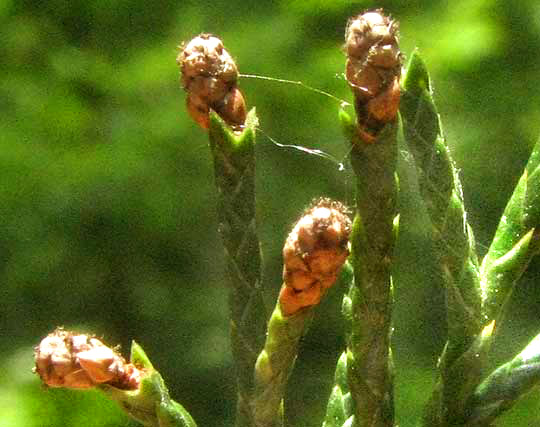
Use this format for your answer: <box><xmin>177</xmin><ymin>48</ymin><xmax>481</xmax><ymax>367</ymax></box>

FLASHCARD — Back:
<box><xmin>279</xmin><ymin>199</ymin><xmax>351</xmax><ymax>316</ymax></box>
<box><xmin>178</xmin><ymin>34</ymin><xmax>247</xmax><ymax>130</ymax></box>
<box><xmin>34</xmin><ymin>328</ymin><xmax>140</xmax><ymax>391</ymax></box>
<box><xmin>345</xmin><ymin>10</ymin><xmax>402</xmax><ymax>142</ymax></box>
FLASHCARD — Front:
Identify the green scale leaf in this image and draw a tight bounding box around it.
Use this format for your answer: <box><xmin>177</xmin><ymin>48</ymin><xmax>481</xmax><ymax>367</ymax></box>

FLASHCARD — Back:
<box><xmin>480</xmin><ymin>137</ymin><xmax>540</xmax><ymax>323</ymax></box>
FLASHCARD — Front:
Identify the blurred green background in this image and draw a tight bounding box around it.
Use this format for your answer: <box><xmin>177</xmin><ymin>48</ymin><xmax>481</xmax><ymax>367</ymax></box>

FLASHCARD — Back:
<box><xmin>2</xmin><ymin>0</ymin><xmax>540</xmax><ymax>426</ymax></box>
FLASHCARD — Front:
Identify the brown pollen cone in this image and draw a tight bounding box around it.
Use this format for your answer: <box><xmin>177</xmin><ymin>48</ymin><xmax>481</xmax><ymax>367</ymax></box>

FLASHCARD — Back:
<box><xmin>178</xmin><ymin>34</ymin><xmax>247</xmax><ymax>130</ymax></box>
<box><xmin>34</xmin><ymin>328</ymin><xmax>140</xmax><ymax>390</ymax></box>
<box><xmin>345</xmin><ymin>10</ymin><xmax>401</xmax><ymax>143</ymax></box>
<box><xmin>280</xmin><ymin>199</ymin><xmax>351</xmax><ymax>316</ymax></box>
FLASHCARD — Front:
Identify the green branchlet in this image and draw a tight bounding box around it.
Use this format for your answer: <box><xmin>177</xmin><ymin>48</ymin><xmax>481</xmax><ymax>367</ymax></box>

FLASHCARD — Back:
<box><xmin>468</xmin><ymin>332</ymin><xmax>540</xmax><ymax>425</ymax></box>
<box><xmin>34</xmin><ymin>329</ymin><xmax>197</xmax><ymax>426</ymax></box>
<box><xmin>102</xmin><ymin>341</ymin><xmax>197</xmax><ymax>427</ymax></box>
<box><xmin>252</xmin><ymin>304</ymin><xmax>314</xmax><ymax>427</ymax></box>
<box><xmin>255</xmin><ymin>262</ymin><xmax>353</xmax><ymax>427</ymax></box>
<box><xmin>208</xmin><ymin>110</ymin><xmax>267</xmax><ymax>427</ymax></box>
<box><xmin>480</xmin><ymin>137</ymin><xmax>540</xmax><ymax>324</ymax></box>
<box><xmin>400</xmin><ymin>51</ymin><xmax>486</xmax><ymax>425</ymax></box>
<box><xmin>254</xmin><ymin>199</ymin><xmax>351</xmax><ymax>427</ymax></box>
<box><xmin>340</xmin><ymin>107</ymin><xmax>399</xmax><ymax>427</ymax></box>
<box><xmin>179</xmin><ymin>34</ymin><xmax>264</xmax><ymax>426</ymax></box>
<box><xmin>400</xmin><ymin>51</ymin><xmax>483</xmax><ymax>347</ymax></box>
<box><xmin>341</xmin><ymin>16</ymin><xmax>401</xmax><ymax>424</ymax></box>
<box><xmin>322</xmin><ymin>261</ymin><xmax>354</xmax><ymax>427</ymax></box>
<box><xmin>322</xmin><ymin>352</ymin><xmax>354</xmax><ymax>427</ymax></box>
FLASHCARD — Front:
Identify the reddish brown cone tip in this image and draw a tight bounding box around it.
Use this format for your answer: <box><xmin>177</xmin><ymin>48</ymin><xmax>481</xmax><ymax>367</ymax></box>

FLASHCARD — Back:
<box><xmin>178</xmin><ymin>34</ymin><xmax>247</xmax><ymax>130</ymax></box>
<box><xmin>280</xmin><ymin>199</ymin><xmax>351</xmax><ymax>316</ymax></box>
<box><xmin>34</xmin><ymin>328</ymin><xmax>140</xmax><ymax>390</ymax></box>
<box><xmin>345</xmin><ymin>9</ymin><xmax>401</xmax><ymax>143</ymax></box>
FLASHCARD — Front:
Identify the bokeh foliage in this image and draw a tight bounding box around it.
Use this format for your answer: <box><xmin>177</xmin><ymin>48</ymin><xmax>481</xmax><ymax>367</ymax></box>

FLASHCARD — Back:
<box><xmin>2</xmin><ymin>1</ymin><xmax>540</xmax><ymax>426</ymax></box>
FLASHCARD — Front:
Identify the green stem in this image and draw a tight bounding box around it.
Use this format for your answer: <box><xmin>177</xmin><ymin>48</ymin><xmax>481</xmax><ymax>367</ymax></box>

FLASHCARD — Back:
<box><xmin>340</xmin><ymin>109</ymin><xmax>399</xmax><ymax>427</ymax></box>
<box><xmin>207</xmin><ymin>109</ymin><xmax>267</xmax><ymax>427</ymax></box>
<box><xmin>102</xmin><ymin>342</ymin><xmax>197</xmax><ymax>427</ymax></box>
<box><xmin>253</xmin><ymin>302</ymin><xmax>314</xmax><ymax>427</ymax></box>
